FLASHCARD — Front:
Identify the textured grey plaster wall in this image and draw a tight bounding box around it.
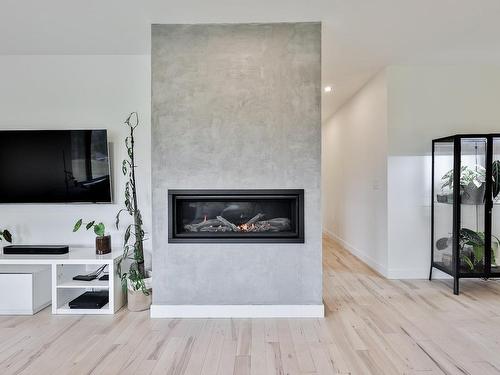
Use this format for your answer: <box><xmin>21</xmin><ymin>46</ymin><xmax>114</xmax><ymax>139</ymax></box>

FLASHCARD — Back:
<box><xmin>151</xmin><ymin>23</ymin><xmax>322</xmax><ymax>305</ymax></box>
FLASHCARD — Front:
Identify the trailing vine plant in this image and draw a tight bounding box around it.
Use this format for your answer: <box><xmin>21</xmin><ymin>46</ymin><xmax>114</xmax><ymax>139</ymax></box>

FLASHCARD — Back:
<box><xmin>116</xmin><ymin>112</ymin><xmax>149</xmax><ymax>295</ymax></box>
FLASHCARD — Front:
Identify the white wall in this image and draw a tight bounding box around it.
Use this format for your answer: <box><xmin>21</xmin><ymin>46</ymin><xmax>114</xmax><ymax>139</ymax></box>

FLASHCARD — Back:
<box><xmin>322</xmin><ymin>70</ymin><xmax>388</xmax><ymax>275</ymax></box>
<box><xmin>324</xmin><ymin>65</ymin><xmax>500</xmax><ymax>279</ymax></box>
<box><xmin>387</xmin><ymin>65</ymin><xmax>500</xmax><ymax>278</ymax></box>
<box><xmin>0</xmin><ymin>55</ymin><xmax>151</xmax><ymax>263</ymax></box>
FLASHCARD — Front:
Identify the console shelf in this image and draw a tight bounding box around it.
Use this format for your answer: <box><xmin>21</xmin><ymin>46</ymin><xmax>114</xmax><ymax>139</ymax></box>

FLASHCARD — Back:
<box><xmin>0</xmin><ymin>247</ymin><xmax>124</xmax><ymax>315</ymax></box>
<box><xmin>56</xmin><ymin>280</ymin><xmax>109</xmax><ymax>289</ymax></box>
<box><xmin>56</xmin><ymin>302</ymin><xmax>110</xmax><ymax>315</ymax></box>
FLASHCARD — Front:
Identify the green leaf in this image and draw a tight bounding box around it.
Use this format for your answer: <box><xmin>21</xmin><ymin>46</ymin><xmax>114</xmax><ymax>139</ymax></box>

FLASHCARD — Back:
<box><xmin>460</xmin><ymin>228</ymin><xmax>483</xmax><ymax>247</ymax></box>
<box><xmin>115</xmin><ymin>209</ymin><xmax>126</xmax><ymax>229</ymax></box>
<box><xmin>125</xmin><ymin>112</ymin><xmax>139</xmax><ymax>128</ymax></box>
<box><xmin>125</xmin><ymin>182</ymin><xmax>131</xmax><ymax>199</ymax></box>
<box><xmin>122</xmin><ymin>160</ymin><xmax>128</xmax><ymax>175</ymax></box>
<box><xmin>473</xmin><ymin>244</ymin><xmax>484</xmax><ymax>264</ymax></box>
<box><xmin>492</xmin><ymin>234</ymin><xmax>500</xmax><ymax>247</ymax></box>
<box><xmin>94</xmin><ymin>223</ymin><xmax>105</xmax><ymax>237</ymax></box>
<box><xmin>462</xmin><ymin>255</ymin><xmax>474</xmax><ymax>271</ymax></box>
<box><xmin>86</xmin><ymin>221</ymin><xmax>95</xmax><ymax>230</ymax></box>
<box><xmin>124</xmin><ymin>225</ymin><xmax>131</xmax><ymax>244</ymax></box>
<box><xmin>73</xmin><ymin>219</ymin><xmax>83</xmax><ymax>232</ymax></box>
<box><xmin>2</xmin><ymin>230</ymin><xmax>12</xmax><ymax>243</ymax></box>
<box><xmin>123</xmin><ymin>245</ymin><xmax>130</xmax><ymax>258</ymax></box>
<box><xmin>493</xmin><ymin>160</ymin><xmax>500</xmax><ymax>199</ymax></box>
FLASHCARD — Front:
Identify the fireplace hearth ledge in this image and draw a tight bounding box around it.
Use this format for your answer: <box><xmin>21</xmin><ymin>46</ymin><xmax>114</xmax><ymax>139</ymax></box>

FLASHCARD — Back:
<box><xmin>150</xmin><ymin>304</ymin><xmax>325</xmax><ymax>318</ymax></box>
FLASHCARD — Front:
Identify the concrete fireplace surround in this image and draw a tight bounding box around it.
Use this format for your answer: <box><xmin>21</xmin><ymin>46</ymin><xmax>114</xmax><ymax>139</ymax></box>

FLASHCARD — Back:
<box><xmin>151</xmin><ymin>23</ymin><xmax>323</xmax><ymax>317</ymax></box>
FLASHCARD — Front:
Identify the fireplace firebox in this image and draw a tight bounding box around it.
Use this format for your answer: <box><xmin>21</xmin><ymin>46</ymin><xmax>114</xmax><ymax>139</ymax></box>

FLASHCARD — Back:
<box><xmin>168</xmin><ymin>190</ymin><xmax>304</xmax><ymax>243</ymax></box>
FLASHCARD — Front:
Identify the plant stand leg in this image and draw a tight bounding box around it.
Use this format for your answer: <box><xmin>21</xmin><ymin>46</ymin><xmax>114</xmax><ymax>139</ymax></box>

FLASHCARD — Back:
<box><xmin>429</xmin><ymin>265</ymin><xmax>433</xmax><ymax>281</ymax></box>
<box><xmin>453</xmin><ymin>277</ymin><xmax>459</xmax><ymax>295</ymax></box>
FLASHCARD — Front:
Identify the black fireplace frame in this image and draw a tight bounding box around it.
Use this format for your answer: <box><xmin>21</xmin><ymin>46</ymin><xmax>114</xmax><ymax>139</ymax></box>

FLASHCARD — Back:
<box><xmin>168</xmin><ymin>189</ymin><xmax>305</xmax><ymax>243</ymax></box>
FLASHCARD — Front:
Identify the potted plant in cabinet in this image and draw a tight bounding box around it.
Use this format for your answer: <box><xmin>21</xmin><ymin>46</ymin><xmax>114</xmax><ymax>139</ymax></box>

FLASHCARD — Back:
<box><xmin>459</xmin><ymin>228</ymin><xmax>499</xmax><ymax>272</ymax></box>
<box><xmin>438</xmin><ymin>165</ymin><xmax>486</xmax><ymax>204</ymax></box>
<box><xmin>436</xmin><ymin>228</ymin><xmax>500</xmax><ymax>272</ymax></box>
<box><xmin>73</xmin><ymin>219</ymin><xmax>111</xmax><ymax>254</ymax></box>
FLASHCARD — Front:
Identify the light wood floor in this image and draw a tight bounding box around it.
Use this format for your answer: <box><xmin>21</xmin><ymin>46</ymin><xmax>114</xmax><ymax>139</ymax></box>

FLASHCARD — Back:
<box><xmin>2</xmin><ymin>236</ymin><xmax>500</xmax><ymax>375</ymax></box>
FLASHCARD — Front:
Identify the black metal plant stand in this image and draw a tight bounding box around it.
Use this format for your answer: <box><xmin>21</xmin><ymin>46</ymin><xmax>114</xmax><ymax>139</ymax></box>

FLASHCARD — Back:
<box><xmin>430</xmin><ymin>134</ymin><xmax>500</xmax><ymax>294</ymax></box>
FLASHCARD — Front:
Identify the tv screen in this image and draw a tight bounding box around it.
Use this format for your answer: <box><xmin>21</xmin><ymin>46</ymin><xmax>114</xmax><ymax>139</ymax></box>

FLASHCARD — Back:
<box><xmin>0</xmin><ymin>130</ymin><xmax>112</xmax><ymax>203</ymax></box>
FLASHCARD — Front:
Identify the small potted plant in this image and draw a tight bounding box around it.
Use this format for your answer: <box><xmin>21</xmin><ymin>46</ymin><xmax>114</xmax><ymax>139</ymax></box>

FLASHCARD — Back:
<box><xmin>73</xmin><ymin>219</ymin><xmax>111</xmax><ymax>254</ymax></box>
<box><xmin>0</xmin><ymin>229</ymin><xmax>12</xmax><ymax>244</ymax></box>
<box><xmin>459</xmin><ymin>228</ymin><xmax>499</xmax><ymax>272</ymax></box>
<box><xmin>440</xmin><ymin>165</ymin><xmax>486</xmax><ymax>204</ymax></box>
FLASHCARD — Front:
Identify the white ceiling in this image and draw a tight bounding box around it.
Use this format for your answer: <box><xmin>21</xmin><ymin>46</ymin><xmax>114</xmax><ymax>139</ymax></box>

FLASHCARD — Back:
<box><xmin>2</xmin><ymin>0</ymin><xmax>500</xmax><ymax>120</ymax></box>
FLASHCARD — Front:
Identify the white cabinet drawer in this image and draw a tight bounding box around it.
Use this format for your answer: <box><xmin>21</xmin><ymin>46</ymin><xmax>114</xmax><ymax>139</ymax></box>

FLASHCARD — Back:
<box><xmin>0</xmin><ymin>265</ymin><xmax>51</xmax><ymax>315</ymax></box>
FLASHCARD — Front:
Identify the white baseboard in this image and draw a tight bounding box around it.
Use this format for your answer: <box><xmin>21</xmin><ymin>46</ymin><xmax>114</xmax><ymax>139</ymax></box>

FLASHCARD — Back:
<box><xmin>0</xmin><ymin>301</ymin><xmax>51</xmax><ymax>315</ymax></box>
<box><xmin>324</xmin><ymin>230</ymin><xmax>450</xmax><ymax>280</ymax></box>
<box><xmin>323</xmin><ymin>230</ymin><xmax>388</xmax><ymax>276</ymax></box>
<box><xmin>150</xmin><ymin>304</ymin><xmax>325</xmax><ymax>318</ymax></box>
<box><xmin>386</xmin><ymin>267</ymin><xmax>429</xmax><ymax>279</ymax></box>
<box><xmin>387</xmin><ymin>267</ymin><xmax>452</xmax><ymax>280</ymax></box>
<box><xmin>0</xmin><ymin>310</ymin><xmax>33</xmax><ymax>315</ymax></box>
<box><xmin>0</xmin><ymin>307</ymin><xmax>46</xmax><ymax>315</ymax></box>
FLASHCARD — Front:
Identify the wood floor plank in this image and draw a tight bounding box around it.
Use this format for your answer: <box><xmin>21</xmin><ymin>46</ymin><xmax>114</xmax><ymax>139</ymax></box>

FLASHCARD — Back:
<box><xmin>216</xmin><ymin>337</ymin><xmax>237</xmax><ymax>375</ymax></box>
<box><xmin>250</xmin><ymin>319</ymin><xmax>267</xmax><ymax>375</ymax></box>
<box><xmin>288</xmin><ymin>319</ymin><xmax>316</xmax><ymax>373</ymax></box>
<box><xmin>200</xmin><ymin>320</ymin><xmax>226</xmax><ymax>375</ymax></box>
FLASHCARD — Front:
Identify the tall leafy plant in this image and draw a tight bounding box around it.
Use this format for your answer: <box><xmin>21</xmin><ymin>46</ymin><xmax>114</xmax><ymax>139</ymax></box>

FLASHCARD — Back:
<box><xmin>116</xmin><ymin>112</ymin><xmax>148</xmax><ymax>294</ymax></box>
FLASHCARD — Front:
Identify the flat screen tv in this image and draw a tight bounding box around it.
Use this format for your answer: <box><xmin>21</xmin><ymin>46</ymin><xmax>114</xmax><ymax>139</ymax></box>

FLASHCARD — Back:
<box><xmin>0</xmin><ymin>129</ymin><xmax>112</xmax><ymax>203</ymax></box>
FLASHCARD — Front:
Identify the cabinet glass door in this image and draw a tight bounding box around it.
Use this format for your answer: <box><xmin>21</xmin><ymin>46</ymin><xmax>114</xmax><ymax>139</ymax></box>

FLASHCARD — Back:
<box><xmin>490</xmin><ymin>137</ymin><xmax>500</xmax><ymax>276</ymax></box>
<box><xmin>459</xmin><ymin>138</ymin><xmax>487</xmax><ymax>274</ymax></box>
<box><xmin>433</xmin><ymin>140</ymin><xmax>455</xmax><ymax>273</ymax></box>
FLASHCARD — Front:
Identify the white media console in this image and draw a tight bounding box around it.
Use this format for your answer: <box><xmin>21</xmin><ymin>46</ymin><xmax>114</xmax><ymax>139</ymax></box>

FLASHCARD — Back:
<box><xmin>0</xmin><ymin>247</ymin><xmax>124</xmax><ymax>315</ymax></box>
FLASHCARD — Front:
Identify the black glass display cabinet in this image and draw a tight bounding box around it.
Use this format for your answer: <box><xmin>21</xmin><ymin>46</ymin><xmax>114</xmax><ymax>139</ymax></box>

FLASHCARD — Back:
<box><xmin>430</xmin><ymin>134</ymin><xmax>500</xmax><ymax>294</ymax></box>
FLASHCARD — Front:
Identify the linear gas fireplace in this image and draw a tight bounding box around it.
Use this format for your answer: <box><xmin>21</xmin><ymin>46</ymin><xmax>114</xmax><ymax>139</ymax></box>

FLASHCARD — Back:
<box><xmin>168</xmin><ymin>189</ymin><xmax>304</xmax><ymax>243</ymax></box>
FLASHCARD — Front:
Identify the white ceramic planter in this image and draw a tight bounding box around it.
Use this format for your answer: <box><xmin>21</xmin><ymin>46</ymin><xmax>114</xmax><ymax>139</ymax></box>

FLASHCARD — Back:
<box><xmin>127</xmin><ymin>271</ymin><xmax>152</xmax><ymax>312</ymax></box>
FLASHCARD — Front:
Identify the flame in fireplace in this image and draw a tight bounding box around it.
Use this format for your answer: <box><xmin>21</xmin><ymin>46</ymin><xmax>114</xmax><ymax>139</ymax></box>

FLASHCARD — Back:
<box><xmin>238</xmin><ymin>223</ymin><xmax>255</xmax><ymax>232</ymax></box>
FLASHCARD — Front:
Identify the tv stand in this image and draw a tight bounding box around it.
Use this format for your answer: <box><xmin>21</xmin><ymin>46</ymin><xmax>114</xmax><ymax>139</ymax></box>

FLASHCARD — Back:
<box><xmin>3</xmin><ymin>245</ymin><xmax>69</xmax><ymax>255</ymax></box>
<box><xmin>0</xmin><ymin>247</ymin><xmax>124</xmax><ymax>315</ymax></box>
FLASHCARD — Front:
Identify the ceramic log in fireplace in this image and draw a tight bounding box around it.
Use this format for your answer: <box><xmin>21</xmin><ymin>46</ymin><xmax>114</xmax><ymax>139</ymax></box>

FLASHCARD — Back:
<box><xmin>168</xmin><ymin>190</ymin><xmax>304</xmax><ymax>243</ymax></box>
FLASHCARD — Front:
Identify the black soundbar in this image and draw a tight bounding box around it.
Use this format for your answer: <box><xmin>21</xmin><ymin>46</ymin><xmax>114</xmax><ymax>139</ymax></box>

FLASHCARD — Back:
<box><xmin>3</xmin><ymin>245</ymin><xmax>69</xmax><ymax>255</ymax></box>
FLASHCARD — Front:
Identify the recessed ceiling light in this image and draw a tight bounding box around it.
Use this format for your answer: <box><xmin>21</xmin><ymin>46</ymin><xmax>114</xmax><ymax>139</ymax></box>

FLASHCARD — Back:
<box><xmin>324</xmin><ymin>86</ymin><xmax>333</xmax><ymax>93</ymax></box>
